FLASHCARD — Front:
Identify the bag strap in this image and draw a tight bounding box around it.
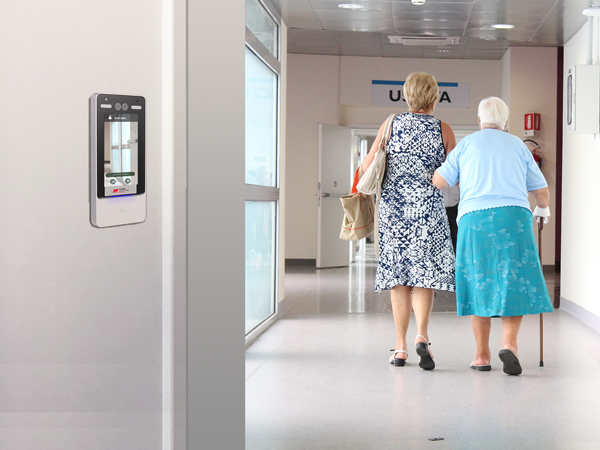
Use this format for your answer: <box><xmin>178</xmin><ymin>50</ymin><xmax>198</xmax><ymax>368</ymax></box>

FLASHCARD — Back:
<box><xmin>373</xmin><ymin>113</ymin><xmax>396</xmax><ymax>258</ymax></box>
<box><xmin>379</xmin><ymin>113</ymin><xmax>396</xmax><ymax>151</ymax></box>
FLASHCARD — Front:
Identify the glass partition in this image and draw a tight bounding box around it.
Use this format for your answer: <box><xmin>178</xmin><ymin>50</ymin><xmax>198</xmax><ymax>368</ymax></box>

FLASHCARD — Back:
<box><xmin>245</xmin><ymin>0</ymin><xmax>280</xmax><ymax>338</ymax></box>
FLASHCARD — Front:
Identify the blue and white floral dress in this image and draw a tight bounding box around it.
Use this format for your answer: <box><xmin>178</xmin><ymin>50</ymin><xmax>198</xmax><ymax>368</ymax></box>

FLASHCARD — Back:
<box><xmin>374</xmin><ymin>113</ymin><xmax>456</xmax><ymax>293</ymax></box>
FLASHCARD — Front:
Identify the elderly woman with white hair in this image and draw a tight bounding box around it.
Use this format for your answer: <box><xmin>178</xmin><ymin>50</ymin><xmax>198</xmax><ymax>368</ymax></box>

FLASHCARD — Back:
<box><xmin>432</xmin><ymin>96</ymin><xmax>554</xmax><ymax>376</ymax></box>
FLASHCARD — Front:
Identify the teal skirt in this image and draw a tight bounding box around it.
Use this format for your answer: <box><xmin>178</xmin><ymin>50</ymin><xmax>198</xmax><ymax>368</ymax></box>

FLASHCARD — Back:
<box><xmin>456</xmin><ymin>206</ymin><xmax>554</xmax><ymax>317</ymax></box>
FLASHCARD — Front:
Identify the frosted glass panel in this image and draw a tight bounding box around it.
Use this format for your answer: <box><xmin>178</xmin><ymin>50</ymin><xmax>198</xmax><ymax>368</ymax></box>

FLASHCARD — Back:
<box><xmin>245</xmin><ymin>48</ymin><xmax>277</xmax><ymax>187</ymax></box>
<box><xmin>111</xmin><ymin>122</ymin><xmax>119</xmax><ymax>146</ymax></box>
<box><xmin>245</xmin><ymin>0</ymin><xmax>278</xmax><ymax>57</ymax></box>
<box><xmin>111</xmin><ymin>149</ymin><xmax>120</xmax><ymax>172</ymax></box>
<box><xmin>121</xmin><ymin>121</ymin><xmax>130</xmax><ymax>145</ymax></box>
<box><xmin>121</xmin><ymin>149</ymin><xmax>131</xmax><ymax>172</ymax></box>
<box><xmin>245</xmin><ymin>201</ymin><xmax>276</xmax><ymax>334</ymax></box>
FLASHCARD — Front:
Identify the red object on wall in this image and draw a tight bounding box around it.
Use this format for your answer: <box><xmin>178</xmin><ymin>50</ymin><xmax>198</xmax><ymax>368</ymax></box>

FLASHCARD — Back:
<box><xmin>534</xmin><ymin>113</ymin><xmax>541</xmax><ymax>130</ymax></box>
<box><xmin>524</xmin><ymin>113</ymin><xmax>534</xmax><ymax>131</ymax></box>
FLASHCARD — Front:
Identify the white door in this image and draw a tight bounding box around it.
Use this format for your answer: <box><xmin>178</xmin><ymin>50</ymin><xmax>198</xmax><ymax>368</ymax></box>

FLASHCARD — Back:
<box><xmin>317</xmin><ymin>124</ymin><xmax>352</xmax><ymax>268</ymax></box>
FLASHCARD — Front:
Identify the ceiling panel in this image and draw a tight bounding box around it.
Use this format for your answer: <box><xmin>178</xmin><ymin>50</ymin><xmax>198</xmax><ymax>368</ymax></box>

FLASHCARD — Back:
<box><xmin>468</xmin><ymin>13</ymin><xmax>549</xmax><ymax>24</ymax></box>
<box><xmin>471</xmin><ymin>3</ymin><xmax>555</xmax><ymax>15</ymax></box>
<box><xmin>391</xmin><ymin>2</ymin><xmax>474</xmax><ymax>14</ymax></box>
<box><xmin>393</xmin><ymin>19</ymin><xmax>469</xmax><ymax>29</ymax></box>
<box><xmin>392</xmin><ymin>28</ymin><xmax>470</xmax><ymax>37</ymax></box>
<box><xmin>465</xmin><ymin>39</ymin><xmax>510</xmax><ymax>49</ymax></box>
<box><xmin>282</xmin><ymin>0</ymin><xmax>591</xmax><ymax>60</ymax></box>
<box><xmin>308</xmin><ymin>1</ymin><xmax>392</xmax><ymax>11</ymax></box>
<box><xmin>476</xmin><ymin>0</ymin><xmax>556</xmax><ymax>4</ymax></box>
<box><xmin>392</xmin><ymin>11</ymin><xmax>473</xmax><ymax>21</ymax></box>
<box><xmin>466</xmin><ymin>22</ymin><xmax>543</xmax><ymax>32</ymax></box>
<box><xmin>334</xmin><ymin>31</ymin><xmax>384</xmax><ymax>56</ymax></box>
<box><xmin>318</xmin><ymin>18</ymin><xmax>395</xmax><ymax>31</ymax></box>
<box><xmin>381</xmin><ymin>45</ymin><xmax>425</xmax><ymax>58</ymax></box>
<box><xmin>465</xmin><ymin>29</ymin><xmax>537</xmax><ymax>41</ymax></box>
<box><xmin>285</xmin><ymin>9</ymin><xmax>323</xmax><ymax>28</ymax></box>
<box><xmin>313</xmin><ymin>9</ymin><xmax>392</xmax><ymax>20</ymax></box>
<box><xmin>288</xmin><ymin>29</ymin><xmax>339</xmax><ymax>46</ymax></box>
<box><xmin>422</xmin><ymin>47</ymin><xmax>466</xmax><ymax>58</ymax></box>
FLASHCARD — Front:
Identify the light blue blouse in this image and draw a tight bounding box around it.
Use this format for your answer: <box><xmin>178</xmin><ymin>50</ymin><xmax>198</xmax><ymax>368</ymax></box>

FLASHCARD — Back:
<box><xmin>436</xmin><ymin>128</ymin><xmax>548</xmax><ymax>224</ymax></box>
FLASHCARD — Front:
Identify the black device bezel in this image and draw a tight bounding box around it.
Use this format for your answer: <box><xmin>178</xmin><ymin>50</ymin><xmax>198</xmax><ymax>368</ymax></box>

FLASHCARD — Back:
<box><xmin>95</xmin><ymin>94</ymin><xmax>146</xmax><ymax>198</ymax></box>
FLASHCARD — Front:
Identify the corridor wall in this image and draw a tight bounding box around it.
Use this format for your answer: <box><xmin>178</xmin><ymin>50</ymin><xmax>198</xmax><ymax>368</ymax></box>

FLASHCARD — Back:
<box><xmin>0</xmin><ymin>1</ymin><xmax>168</xmax><ymax>448</ymax></box>
<box><xmin>286</xmin><ymin>55</ymin><xmax>501</xmax><ymax>260</ymax></box>
<box><xmin>562</xmin><ymin>24</ymin><xmax>600</xmax><ymax>321</ymax></box>
<box><xmin>502</xmin><ymin>47</ymin><xmax>558</xmax><ymax>267</ymax></box>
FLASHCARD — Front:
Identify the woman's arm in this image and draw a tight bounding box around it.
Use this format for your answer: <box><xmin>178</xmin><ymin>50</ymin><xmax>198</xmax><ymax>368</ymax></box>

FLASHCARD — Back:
<box><xmin>441</xmin><ymin>121</ymin><xmax>456</xmax><ymax>156</ymax></box>
<box><xmin>360</xmin><ymin>120</ymin><xmax>386</xmax><ymax>172</ymax></box>
<box><xmin>531</xmin><ymin>187</ymin><xmax>550</xmax><ymax>208</ymax></box>
<box><xmin>432</xmin><ymin>171</ymin><xmax>450</xmax><ymax>190</ymax></box>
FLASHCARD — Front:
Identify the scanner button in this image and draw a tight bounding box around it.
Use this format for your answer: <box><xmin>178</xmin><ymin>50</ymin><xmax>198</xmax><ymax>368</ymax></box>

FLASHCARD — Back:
<box><xmin>100</xmin><ymin>104</ymin><xmax>112</xmax><ymax>108</ymax></box>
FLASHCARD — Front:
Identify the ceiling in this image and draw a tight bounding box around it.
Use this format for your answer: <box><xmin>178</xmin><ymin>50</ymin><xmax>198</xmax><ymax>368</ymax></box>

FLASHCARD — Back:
<box><xmin>276</xmin><ymin>0</ymin><xmax>596</xmax><ymax>59</ymax></box>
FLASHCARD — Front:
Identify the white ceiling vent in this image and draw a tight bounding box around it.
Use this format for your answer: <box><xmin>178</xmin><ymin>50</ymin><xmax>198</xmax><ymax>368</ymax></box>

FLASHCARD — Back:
<box><xmin>388</xmin><ymin>36</ymin><xmax>461</xmax><ymax>46</ymax></box>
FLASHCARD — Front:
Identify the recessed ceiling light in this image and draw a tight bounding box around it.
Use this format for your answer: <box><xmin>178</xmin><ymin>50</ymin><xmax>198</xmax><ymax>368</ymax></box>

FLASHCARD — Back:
<box><xmin>583</xmin><ymin>6</ymin><xmax>600</xmax><ymax>16</ymax></box>
<box><xmin>491</xmin><ymin>24</ymin><xmax>515</xmax><ymax>29</ymax></box>
<box><xmin>338</xmin><ymin>3</ymin><xmax>365</xmax><ymax>9</ymax></box>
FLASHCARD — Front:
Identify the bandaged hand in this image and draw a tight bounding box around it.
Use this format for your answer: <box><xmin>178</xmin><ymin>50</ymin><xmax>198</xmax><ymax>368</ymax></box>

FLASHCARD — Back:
<box><xmin>533</xmin><ymin>206</ymin><xmax>550</xmax><ymax>224</ymax></box>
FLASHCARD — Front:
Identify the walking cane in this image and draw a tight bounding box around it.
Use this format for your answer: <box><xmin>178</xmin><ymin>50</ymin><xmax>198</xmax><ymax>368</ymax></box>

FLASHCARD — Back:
<box><xmin>538</xmin><ymin>218</ymin><xmax>544</xmax><ymax>367</ymax></box>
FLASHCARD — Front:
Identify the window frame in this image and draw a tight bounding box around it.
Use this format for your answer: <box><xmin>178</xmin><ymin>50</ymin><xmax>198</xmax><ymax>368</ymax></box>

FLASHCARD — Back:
<box><xmin>244</xmin><ymin>0</ymin><xmax>282</xmax><ymax>341</ymax></box>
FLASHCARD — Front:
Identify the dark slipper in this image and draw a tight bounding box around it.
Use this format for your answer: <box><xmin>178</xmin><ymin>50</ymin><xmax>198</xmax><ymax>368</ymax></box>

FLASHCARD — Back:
<box><xmin>415</xmin><ymin>336</ymin><xmax>435</xmax><ymax>370</ymax></box>
<box><xmin>470</xmin><ymin>362</ymin><xmax>492</xmax><ymax>371</ymax></box>
<box><xmin>498</xmin><ymin>349</ymin><xmax>522</xmax><ymax>375</ymax></box>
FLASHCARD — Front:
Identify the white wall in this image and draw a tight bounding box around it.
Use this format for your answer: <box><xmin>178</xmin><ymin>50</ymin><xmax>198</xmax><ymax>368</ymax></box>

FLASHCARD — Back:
<box><xmin>339</xmin><ymin>56</ymin><xmax>502</xmax><ymax>127</ymax></box>
<box><xmin>0</xmin><ymin>1</ymin><xmax>168</xmax><ymax>448</ymax></box>
<box><xmin>562</xmin><ymin>24</ymin><xmax>600</xmax><ymax>318</ymax></box>
<box><xmin>501</xmin><ymin>48</ymin><xmax>511</xmax><ymax>104</ymax></box>
<box><xmin>504</xmin><ymin>47</ymin><xmax>558</xmax><ymax>266</ymax></box>
<box><xmin>286</xmin><ymin>55</ymin><xmax>502</xmax><ymax>259</ymax></box>
<box><xmin>285</xmin><ymin>55</ymin><xmax>340</xmax><ymax>259</ymax></box>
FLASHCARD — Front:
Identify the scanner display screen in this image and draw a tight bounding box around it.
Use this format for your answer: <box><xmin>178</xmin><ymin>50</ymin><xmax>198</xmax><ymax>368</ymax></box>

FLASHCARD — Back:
<box><xmin>104</xmin><ymin>113</ymin><xmax>139</xmax><ymax>197</ymax></box>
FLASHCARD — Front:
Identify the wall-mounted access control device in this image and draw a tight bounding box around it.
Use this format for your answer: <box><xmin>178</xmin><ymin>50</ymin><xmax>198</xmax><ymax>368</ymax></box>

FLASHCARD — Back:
<box><xmin>90</xmin><ymin>93</ymin><xmax>146</xmax><ymax>227</ymax></box>
<box><xmin>567</xmin><ymin>65</ymin><xmax>600</xmax><ymax>134</ymax></box>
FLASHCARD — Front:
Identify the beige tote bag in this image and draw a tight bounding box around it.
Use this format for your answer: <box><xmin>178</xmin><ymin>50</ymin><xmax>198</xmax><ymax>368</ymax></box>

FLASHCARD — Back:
<box><xmin>339</xmin><ymin>192</ymin><xmax>375</xmax><ymax>241</ymax></box>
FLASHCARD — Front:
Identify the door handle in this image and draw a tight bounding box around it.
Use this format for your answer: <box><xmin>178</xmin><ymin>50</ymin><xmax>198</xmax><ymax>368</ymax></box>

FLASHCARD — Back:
<box><xmin>321</xmin><ymin>193</ymin><xmax>345</xmax><ymax>198</ymax></box>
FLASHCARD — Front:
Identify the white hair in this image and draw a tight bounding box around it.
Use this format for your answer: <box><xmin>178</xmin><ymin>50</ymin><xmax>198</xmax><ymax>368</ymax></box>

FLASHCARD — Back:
<box><xmin>478</xmin><ymin>97</ymin><xmax>509</xmax><ymax>130</ymax></box>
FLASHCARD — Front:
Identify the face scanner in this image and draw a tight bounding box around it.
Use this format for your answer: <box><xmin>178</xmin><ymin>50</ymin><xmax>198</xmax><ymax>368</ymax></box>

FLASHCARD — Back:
<box><xmin>90</xmin><ymin>93</ymin><xmax>146</xmax><ymax>227</ymax></box>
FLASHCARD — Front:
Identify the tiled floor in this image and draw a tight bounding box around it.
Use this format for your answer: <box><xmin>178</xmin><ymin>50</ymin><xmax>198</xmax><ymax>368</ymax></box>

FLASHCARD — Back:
<box><xmin>245</xmin><ymin>247</ymin><xmax>600</xmax><ymax>449</ymax></box>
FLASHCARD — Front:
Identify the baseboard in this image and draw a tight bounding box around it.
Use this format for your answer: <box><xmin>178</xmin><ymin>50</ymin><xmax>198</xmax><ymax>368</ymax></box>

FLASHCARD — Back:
<box><xmin>560</xmin><ymin>296</ymin><xmax>600</xmax><ymax>336</ymax></box>
<box><xmin>285</xmin><ymin>258</ymin><xmax>316</xmax><ymax>266</ymax></box>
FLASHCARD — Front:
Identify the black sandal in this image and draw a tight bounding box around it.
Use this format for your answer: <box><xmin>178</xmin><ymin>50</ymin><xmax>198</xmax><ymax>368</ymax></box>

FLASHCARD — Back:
<box><xmin>389</xmin><ymin>349</ymin><xmax>408</xmax><ymax>366</ymax></box>
<box><xmin>498</xmin><ymin>349</ymin><xmax>522</xmax><ymax>375</ymax></box>
<box><xmin>415</xmin><ymin>335</ymin><xmax>435</xmax><ymax>370</ymax></box>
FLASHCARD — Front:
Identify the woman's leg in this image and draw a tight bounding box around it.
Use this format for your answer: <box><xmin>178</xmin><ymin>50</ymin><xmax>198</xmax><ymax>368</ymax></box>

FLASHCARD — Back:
<box><xmin>412</xmin><ymin>287</ymin><xmax>434</xmax><ymax>349</ymax></box>
<box><xmin>501</xmin><ymin>315</ymin><xmax>523</xmax><ymax>354</ymax></box>
<box><xmin>471</xmin><ymin>316</ymin><xmax>492</xmax><ymax>364</ymax></box>
<box><xmin>391</xmin><ymin>285</ymin><xmax>412</xmax><ymax>359</ymax></box>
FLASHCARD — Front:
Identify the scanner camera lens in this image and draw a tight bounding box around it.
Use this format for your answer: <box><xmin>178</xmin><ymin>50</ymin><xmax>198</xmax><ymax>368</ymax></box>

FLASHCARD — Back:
<box><xmin>115</xmin><ymin>103</ymin><xmax>121</xmax><ymax>111</ymax></box>
<box><xmin>122</xmin><ymin>103</ymin><xmax>128</xmax><ymax>111</ymax></box>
